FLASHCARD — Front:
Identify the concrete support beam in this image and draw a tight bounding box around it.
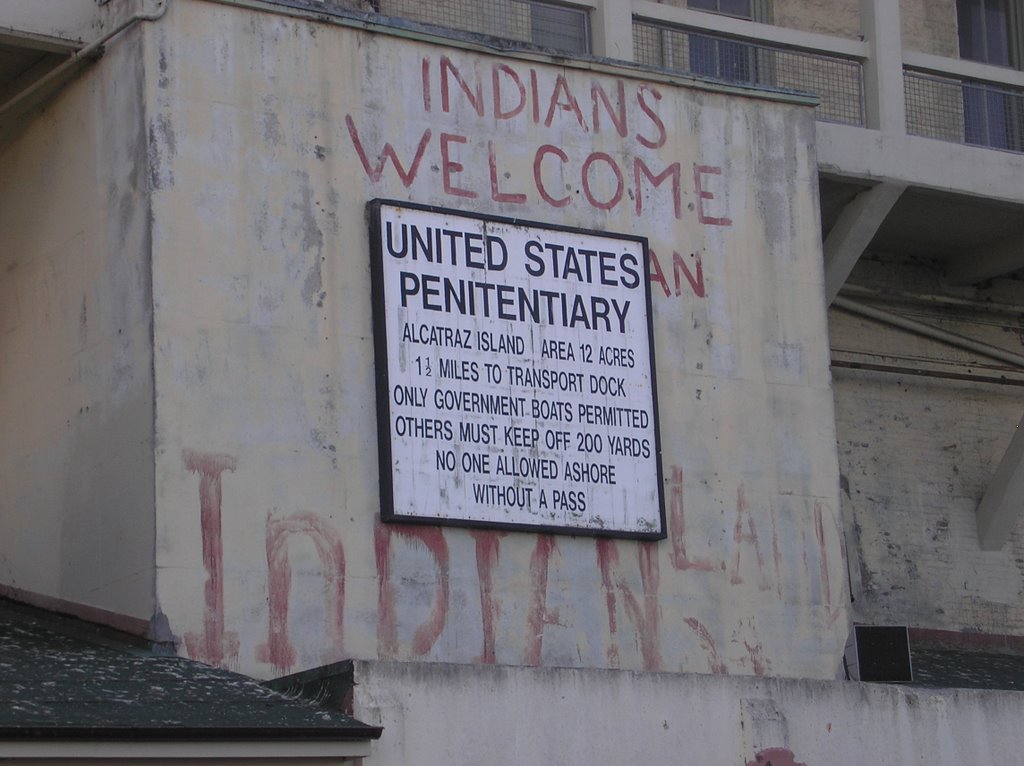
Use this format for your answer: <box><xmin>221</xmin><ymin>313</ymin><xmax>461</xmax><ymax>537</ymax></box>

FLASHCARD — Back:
<box><xmin>946</xmin><ymin>232</ymin><xmax>1024</xmax><ymax>284</ymax></box>
<box><xmin>817</xmin><ymin>122</ymin><xmax>1024</xmax><ymax>205</ymax></box>
<box><xmin>0</xmin><ymin>0</ymin><xmax>100</xmax><ymax>45</ymax></box>
<box><xmin>904</xmin><ymin>50</ymin><xmax>1024</xmax><ymax>89</ymax></box>
<box><xmin>977</xmin><ymin>413</ymin><xmax>1024</xmax><ymax>551</ymax></box>
<box><xmin>860</xmin><ymin>0</ymin><xmax>906</xmax><ymax>134</ymax></box>
<box><xmin>0</xmin><ymin>28</ymin><xmax>82</xmax><ymax>54</ymax></box>
<box><xmin>591</xmin><ymin>0</ymin><xmax>634</xmax><ymax>61</ymax></box>
<box><xmin>823</xmin><ymin>182</ymin><xmax>906</xmax><ymax>303</ymax></box>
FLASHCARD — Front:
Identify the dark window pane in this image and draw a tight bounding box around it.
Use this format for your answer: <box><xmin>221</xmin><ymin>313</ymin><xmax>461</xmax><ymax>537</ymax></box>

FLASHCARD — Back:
<box><xmin>688</xmin><ymin>35</ymin><xmax>752</xmax><ymax>84</ymax></box>
<box><xmin>956</xmin><ymin>0</ymin><xmax>1019</xmax><ymax>151</ymax></box>
<box><xmin>689</xmin><ymin>34</ymin><xmax>719</xmax><ymax>77</ymax></box>
<box><xmin>958</xmin><ymin>0</ymin><xmax>986</xmax><ymax>61</ymax></box>
<box><xmin>531</xmin><ymin>5</ymin><xmax>589</xmax><ymax>54</ymax></box>
<box><xmin>985</xmin><ymin>0</ymin><xmax>1011</xmax><ymax>64</ymax></box>
<box><xmin>719</xmin><ymin>0</ymin><xmax>753</xmax><ymax>18</ymax></box>
<box><xmin>963</xmin><ymin>83</ymin><xmax>1013</xmax><ymax>149</ymax></box>
<box><xmin>687</xmin><ymin>0</ymin><xmax>752</xmax><ymax>18</ymax></box>
<box><xmin>718</xmin><ymin>40</ymin><xmax>752</xmax><ymax>81</ymax></box>
<box><xmin>958</xmin><ymin>0</ymin><xmax>1011</xmax><ymax>63</ymax></box>
<box><xmin>963</xmin><ymin>84</ymin><xmax>991</xmax><ymax>144</ymax></box>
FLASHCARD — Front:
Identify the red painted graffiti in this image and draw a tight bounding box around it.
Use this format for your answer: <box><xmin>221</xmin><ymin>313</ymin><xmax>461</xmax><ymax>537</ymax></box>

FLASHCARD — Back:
<box><xmin>667</xmin><ymin>466</ymin><xmax>715</xmax><ymax>572</ymax></box>
<box><xmin>470</xmin><ymin>529</ymin><xmax>507</xmax><ymax>664</ymax></box>
<box><xmin>581</xmin><ymin>151</ymin><xmax>624</xmax><ymax>210</ymax></box>
<box><xmin>488</xmin><ymin>141</ymin><xmax>527</xmax><ymax>204</ymax></box>
<box><xmin>257</xmin><ymin>512</ymin><xmax>346</xmax><ymax>675</ymax></box>
<box><xmin>634</xmin><ymin>159</ymin><xmax>681</xmax><ymax>218</ymax></box>
<box><xmin>693</xmin><ymin>164</ymin><xmax>732</xmax><ymax>226</ymax></box>
<box><xmin>730</xmin><ymin>485</ymin><xmax>771</xmax><ymax>591</ymax></box>
<box><xmin>591</xmin><ymin>79</ymin><xmax>627</xmax><ymax>138</ymax></box>
<box><xmin>346</xmin><ymin>120</ymin><xmax>724</xmax><ymax>220</ymax></box>
<box><xmin>649</xmin><ymin>250</ymin><xmax>705</xmax><ymax>300</ymax></box>
<box><xmin>596</xmin><ymin>539</ymin><xmax>621</xmax><ymax>668</ymax></box>
<box><xmin>440</xmin><ymin>55</ymin><xmax>485</xmax><ymax>117</ymax></box>
<box><xmin>344</xmin><ymin>115</ymin><xmax>431</xmax><ymax>187</ymax></box>
<box><xmin>746</xmin><ymin>748</ymin><xmax>807</xmax><ymax>766</ymax></box>
<box><xmin>493</xmin><ymin>64</ymin><xmax>527</xmax><ymax>120</ymax></box>
<box><xmin>596</xmin><ymin>539</ymin><xmax>663</xmax><ymax>671</ymax></box>
<box><xmin>374</xmin><ymin>518</ymin><xmax>451</xmax><ymax>659</ymax></box>
<box><xmin>440</xmin><ymin>132</ymin><xmax>476</xmax><ymax>198</ymax></box>
<box><xmin>743</xmin><ymin>640</ymin><xmax>769</xmax><ymax>677</ymax></box>
<box><xmin>533</xmin><ymin>144</ymin><xmax>571</xmax><ymax>208</ymax></box>
<box><xmin>176</xmin><ymin>452</ymin><xmax>800</xmax><ymax>676</ymax></box>
<box><xmin>635</xmin><ymin>85</ymin><xmax>666</xmax><ymax>149</ymax></box>
<box><xmin>770</xmin><ymin>506</ymin><xmax>784</xmax><ymax>599</ymax></box>
<box><xmin>346</xmin><ymin>55</ymin><xmax>728</xmax><ymax>220</ymax></box>
<box><xmin>182</xmin><ymin>449</ymin><xmax>240</xmax><ymax>668</ymax></box>
<box><xmin>544</xmin><ymin>73</ymin><xmax>588</xmax><ymax>130</ymax></box>
<box><xmin>524</xmin><ymin>534</ymin><xmax>560</xmax><ymax>666</ymax></box>
<box><xmin>684</xmin><ymin>617</ymin><xmax>728</xmax><ymax>674</ymax></box>
<box><xmin>814</xmin><ymin>501</ymin><xmax>843</xmax><ymax>626</ymax></box>
<box><xmin>423</xmin><ymin>54</ymin><xmax>664</xmax><ymax>144</ymax></box>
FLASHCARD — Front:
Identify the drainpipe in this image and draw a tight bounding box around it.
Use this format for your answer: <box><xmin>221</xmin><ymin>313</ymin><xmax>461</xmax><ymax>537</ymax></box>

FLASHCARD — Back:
<box><xmin>0</xmin><ymin>0</ymin><xmax>169</xmax><ymax>119</ymax></box>
<box><xmin>832</xmin><ymin>295</ymin><xmax>1024</xmax><ymax>369</ymax></box>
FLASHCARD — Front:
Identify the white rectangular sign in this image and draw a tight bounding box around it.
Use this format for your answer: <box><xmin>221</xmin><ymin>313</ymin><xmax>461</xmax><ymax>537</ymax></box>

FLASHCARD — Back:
<box><xmin>370</xmin><ymin>201</ymin><xmax>665</xmax><ymax>538</ymax></box>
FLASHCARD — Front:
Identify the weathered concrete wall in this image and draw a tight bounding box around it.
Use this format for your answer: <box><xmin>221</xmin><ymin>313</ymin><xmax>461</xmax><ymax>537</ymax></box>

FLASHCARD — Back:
<box><xmin>147</xmin><ymin>0</ymin><xmax>846</xmax><ymax>679</ymax></box>
<box><xmin>0</xmin><ymin>30</ymin><xmax>155</xmax><ymax>624</ymax></box>
<box><xmin>773</xmin><ymin>0</ymin><xmax>861</xmax><ymax>39</ymax></box>
<box><xmin>768</xmin><ymin>0</ymin><xmax>961</xmax><ymax>58</ymax></box>
<box><xmin>353</xmin><ymin>659</ymin><xmax>1024</xmax><ymax>766</ymax></box>
<box><xmin>650</xmin><ymin>0</ymin><xmax>862</xmax><ymax>39</ymax></box>
<box><xmin>677</xmin><ymin>0</ymin><xmax>959</xmax><ymax>57</ymax></box>
<box><xmin>831</xmin><ymin>255</ymin><xmax>1024</xmax><ymax>636</ymax></box>
<box><xmin>901</xmin><ymin>0</ymin><xmax>959</xmax><ymax>57</ymax></box>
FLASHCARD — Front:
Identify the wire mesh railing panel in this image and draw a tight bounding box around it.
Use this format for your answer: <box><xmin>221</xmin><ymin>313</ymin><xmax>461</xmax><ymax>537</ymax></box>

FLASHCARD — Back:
<box><xmin>376</xmin><ymin>0</ymin><xmax>589</xmax><ymax>54</ymax></box>
<box><xmin>905</xmin><ymin>69</ymin><xmax>1024</xmax><ymax>153</ymax></box>
<box><xmin>633</xmin><ymin>20</ymin><xmax>865</xmax><ymax>126</ymax></box>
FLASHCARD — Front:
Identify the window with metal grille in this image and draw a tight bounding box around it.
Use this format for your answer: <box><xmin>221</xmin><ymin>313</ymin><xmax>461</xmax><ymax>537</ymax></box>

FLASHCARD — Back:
<box><xmin>905</xmin><ymin>69</ymin><xmax>1024</xmax><ymax>152</ymax></box>
<box><xmin>685</xmin><ymin>0</ymin><xmax>769</xmax><ymax>84</ymax></box>
<box><xmin>956</xmin><ymin>0</ymin><xmax>1024</xmax><ymax>150</ymax></box>
<box><xmin>374</xmin><ymin>0</ymin><xmax>590</xmax><ymax>55</ymax></box>
<box><xmin>687</xmin><ymin>0</ymin><xmax>760</xmax><ymax>20</ymax></box>
<box><xmin>633</xmin><ymin>19</ymin><xmax>865</xmax><ymax>126</ymax></box>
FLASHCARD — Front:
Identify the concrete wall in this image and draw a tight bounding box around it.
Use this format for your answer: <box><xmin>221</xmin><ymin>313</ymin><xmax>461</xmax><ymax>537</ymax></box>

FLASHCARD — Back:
<box><xmin>651</xmin><ymin>0</ymin><xmax>863</xmax><ymax>40</ymax></box>
<box><xmin>773</xmin><ymin>0</ymin><xmax>861</xmax><ymax>39</ymax></box>
<box><xmin>147</xmin><ymin>1</ymin><xmax>847</xmax><ymax>679</ymax></box>
<box><xmin>831</xmin><ymin>255</ymin><xmax>1024</xmax><ymax>636</ymax></box>
<box><xmin>354</xmin><ymin>658</ymin><xmax>1024</xmax><ymax>766</ymax></box>
<box><xmin>0</xmin><ymin>30</ymin><xmax>155</xmax><ymax>625</ymax></box>
<box><xmin>674</xmin><ymin>0</ymin><xmax>961</xmax><ymax>58</ymax></box>
<box><xmin>901</xmin><ymin>0</ymin><xmax>959</xmax><ymax>57</ymax></box>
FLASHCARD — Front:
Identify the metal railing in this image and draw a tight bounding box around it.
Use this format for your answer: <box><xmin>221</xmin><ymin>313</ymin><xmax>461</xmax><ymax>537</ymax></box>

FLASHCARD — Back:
<box><xmin>374</xmin><ymin>0</ymin><xmax>589</xmax><ymax>54</ymax></box>
<box><xmin>904</xmin><ymin>68</ymin><xmax>1024</xmax><ymax>153</ymax></box>
<box><xmin>633</xmin><ymin>19</ymin><xmax>865</xmax><ymax>126</ymax></box>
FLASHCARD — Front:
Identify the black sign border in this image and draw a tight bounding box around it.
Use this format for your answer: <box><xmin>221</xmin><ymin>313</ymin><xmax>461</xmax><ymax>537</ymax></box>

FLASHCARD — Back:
<box><xmin>368</xmin><ymin>199</ymin><xmax>667</xmax><ymax>541</ymax></box>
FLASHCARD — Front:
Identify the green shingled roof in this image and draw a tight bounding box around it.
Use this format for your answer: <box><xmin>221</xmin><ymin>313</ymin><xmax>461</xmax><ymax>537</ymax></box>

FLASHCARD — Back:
<box><xmin>0</xmin><ymin>599</ymin><xmax>381</xmax><ymax>741</ymax></box>
<box><xmin>911</xmin><ymin>646</ymin><xmax>1024</xmax><ymax>692</ymax></box>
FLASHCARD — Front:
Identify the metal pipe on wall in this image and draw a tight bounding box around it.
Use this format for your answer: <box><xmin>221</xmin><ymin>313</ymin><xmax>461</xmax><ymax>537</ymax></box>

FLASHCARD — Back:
<box><xmin>832</xmin><ymin>295</ymin><xmax>1024</xmax><ymax>369</ymax></box>
<box><xmin>0</xmin><ymin>0</ymin><xmax>169</xmax><ymax>120</ymax></box>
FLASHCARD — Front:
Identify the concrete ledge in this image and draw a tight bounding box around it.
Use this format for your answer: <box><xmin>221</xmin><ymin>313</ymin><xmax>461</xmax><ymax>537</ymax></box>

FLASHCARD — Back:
<box><xmin>353</xmin><ymin>659</ymin><xmax>1024</xmax><ymax>766</ymax></box>
<box><xmin>817</xmin><ymin>122</ymin><xmax>1024</xmax><ymax>203</ymax></box>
